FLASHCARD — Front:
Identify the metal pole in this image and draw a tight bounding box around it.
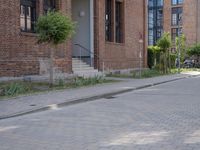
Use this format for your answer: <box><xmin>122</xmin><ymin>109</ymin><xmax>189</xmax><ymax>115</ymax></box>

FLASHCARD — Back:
<box><xmin>103</xmin><ymin>61</ymin><xmax>105</xmax><ymax>75</ymax></box>
<box><xmin>138</xmin><ymin>38</ymin><xmax>143</xmax><ymax>78</ymax></box>
<box><xmin>139</xmin><ymin>44</ymin><xmax>142</xmax><ymax>78</ymax></box>
<box><xmin>178</xmin><ymin>16</ymin><xmax>181</xmax><ymax>73</ymax></box>
<box><xmin>79</xmin><ymin>47</ymin><xmax>82</xmax><ymax>70</ymax></box>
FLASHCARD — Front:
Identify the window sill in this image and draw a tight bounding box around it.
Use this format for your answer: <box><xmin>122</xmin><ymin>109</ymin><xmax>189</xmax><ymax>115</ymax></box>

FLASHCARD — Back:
<box><xmin>171</xmin><ymin>4</ymin><xmax>183</xmax><ymax>8</ymax></box>
<box><xmin>105</xmin><ymin>41</ymin><xmax>125</xmax><ymax>46</ymax></box>
<box><xmin>20</xmin><ymin>31</ymin><xmax>38</xmax><ymax>37</ymax></box>
<box><xmin>171</xmin><ymin>25</ymin><xmax>183</xmax><ymax>28</ymax></box>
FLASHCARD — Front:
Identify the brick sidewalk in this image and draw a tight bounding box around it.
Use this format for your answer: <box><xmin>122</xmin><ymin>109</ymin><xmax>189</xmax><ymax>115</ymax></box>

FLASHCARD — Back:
<box><xmin>0</xmin><ymin>73</ymin><xmax>198</xmax><ymax>119</ymax></box>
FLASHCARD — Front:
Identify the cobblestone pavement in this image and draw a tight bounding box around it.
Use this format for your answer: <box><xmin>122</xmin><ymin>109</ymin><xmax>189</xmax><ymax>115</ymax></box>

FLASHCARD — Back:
<box><xmin>0</xmin><ymin>74</ymin><xmax>192</xmax><ymax>118</ymax></box>
<box><xmin>0</xmin><ymin>76</ymin><xmax>200</xmax><ymax>150</ymax></box>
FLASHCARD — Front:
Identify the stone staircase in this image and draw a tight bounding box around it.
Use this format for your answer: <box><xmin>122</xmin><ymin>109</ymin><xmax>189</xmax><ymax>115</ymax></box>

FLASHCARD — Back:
<box><xmin>72</xmin><ymin>58</ymin><xmax>103</xmax><ymax>77</ymax></box>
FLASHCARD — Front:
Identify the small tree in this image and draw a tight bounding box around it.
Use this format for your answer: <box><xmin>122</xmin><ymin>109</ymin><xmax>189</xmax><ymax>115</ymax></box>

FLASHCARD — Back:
<box><xmin>36</xmin><ymin>11</ymin><xmax>75</xmax><ymax>86</ymax></box>
<box><xmin>157</xmin><ymin>32</ymin><xmax>172</xmax><ymax>73</ymax></box>
<box><xmin>148</xmin><ymin>46</ymin><xmax>161</xmax><ymax>68</ymax></box>
<box><xmin>176</xmin><ymin>34</ymin><xmax>186</xmax><ymax>63</ymax></box>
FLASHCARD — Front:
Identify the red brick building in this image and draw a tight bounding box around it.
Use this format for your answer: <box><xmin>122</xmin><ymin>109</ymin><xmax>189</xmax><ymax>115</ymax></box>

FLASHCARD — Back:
<box><xmin>148</xmin><ymin>0</ymin><xmax>200</xmax><ymax>47</ymax></box>
<box><xmin>0</xmin><ymin>0</ymin><xmax>147</xmax><ymax>77</ymax></box>
<box><xmin>164</xmin><ymin>0</ymin><xmax>200</xmax><ymax>46</ymax></box>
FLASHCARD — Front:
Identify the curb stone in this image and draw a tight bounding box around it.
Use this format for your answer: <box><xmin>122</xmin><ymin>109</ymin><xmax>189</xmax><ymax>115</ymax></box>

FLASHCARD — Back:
<box><xmin>0</xmin><ymin>74</ymin><xmax>199</xmax><ymax>120</ymax></box>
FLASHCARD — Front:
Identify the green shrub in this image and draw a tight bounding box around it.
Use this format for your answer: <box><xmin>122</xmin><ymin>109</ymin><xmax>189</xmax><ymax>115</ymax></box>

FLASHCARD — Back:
<box><xmin>72</xmin><ymin>76</ymin><xmax>105</xmax><ymax>87</ymax></box>
<box><xmin>187</xmin><ymin>44</ymin><xmax>200</xmax><ymax>57</ymax></box>
<box><xmin>169</xmin><ymin>53</ymin><xmax>177</xmax><ymax>68</ymax></box>
<box><xmin>3</xmin><ymin>82</ymin><xmax>29</xmax><ymax>96</ymax></box>
<box><xmin>148</xmin><ymin>47</ymin><xmax>154</xmax><ymax>68</ymax></box>
<box><xmin>141</xmin><ymin>69</ymin><xmax>162</xmax><ymax>78</ymax></box>
<box><xmin>58</xmin><ymin>79</ymin><xmax>65</xmax><ymax>87</ymax></box>
<box><xmin>157</xmin><ymin>32</ymin><xmax>172</xmax><ymax>73</ymax></box>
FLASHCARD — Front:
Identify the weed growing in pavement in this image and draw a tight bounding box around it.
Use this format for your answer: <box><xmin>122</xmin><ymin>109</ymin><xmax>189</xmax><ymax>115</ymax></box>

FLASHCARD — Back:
<box><xmin>0</xmin><ymin>76</ymin><xmax>113</xmax><ymax>99</ymax></box>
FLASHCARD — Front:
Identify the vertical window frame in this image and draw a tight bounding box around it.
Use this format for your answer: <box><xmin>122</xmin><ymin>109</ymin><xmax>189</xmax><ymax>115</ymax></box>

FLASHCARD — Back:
<box><xmin>115</xmin><ymin>0</ymin><xmax>124</xmax><ymax>43</ymax></box>
<box><xmin>105</xmin><ymin>0</ymin><xmax>125</xmax><ymax>43</ymax></box>
<box><xmin>105</xmin><ymin>0</ymin><xmax>114</xmax><ymax>42</ymax></box>
<box><xmin>171</xmin><ymin>7</ymin><xmax>183</xmax><ymax>26</ymax></box>
<box><xmin>20</xmin><ymin>0</ymin><xmax>37</xmax><ymax>33</ymax></box>
<box><xmin>148</xmin><ymin>0</ymin><xmax>164</xmax><ymax>45</ymax></box>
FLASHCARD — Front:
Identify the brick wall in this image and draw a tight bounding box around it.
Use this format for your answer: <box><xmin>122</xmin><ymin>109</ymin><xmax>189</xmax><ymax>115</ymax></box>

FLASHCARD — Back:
<box><xmin>163</xmin><ymin>0</ymin><xmax>171</xmax><ymax>33</ymax></box>
<box><xmin>183</xmin><ymin>0</ymin><xmax>198</xmax><ymax>45</ymax></box>
<box><xmin>95</xmin><ymin>0</ymin><xmax>147</xmax><ymax>71</ymax></box>
<box><xmin>163</xmin><ymin>0</ymin><xmax>200</xmax><ymax>47</ymax></box>
<box><xmin>197</xmin><ymin>0</ymin><xmax>200</xmax><ymax>42</ymax></box>
<box><xmin>0</xmin><ymin>0</ymin><xmax>72</xmax><ymax>77</ymax></box>
<box><xmin>0</xmin><ymin>0</ymin><xmax>147</xmax><ymax>77</ymax></box>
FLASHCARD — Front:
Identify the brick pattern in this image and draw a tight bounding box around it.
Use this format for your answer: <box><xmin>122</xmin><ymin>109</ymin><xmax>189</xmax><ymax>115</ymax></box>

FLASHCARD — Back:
<box><xmin>0</xmin><ymin>77</ymin><xmax>200</xmax><ymax>149</ymax></box>
<box><xmin>182</xmin><ymin>0</ymin><xmax>198</xmax><ymax>45</ymax></box>
<box><xmin>95</xmin><ymin>0</ymin><xmax>147</xmax><ymax>71</ymax></box>
<box><xmin>0</xmin><ymin>0</ymin><xmax>72</xmax><ymax>77</ymax></box>
<box><xmin>0</xmin><ymin>0</ymin><xmax>147</xmax><ymax>77</ymax></box>
<box><xmin>163</xmin><ymin>0</ymin><xmax>200</xmax><ymax>46</ymax></box>
<box><xmin>163</xmin><ymin>0</ymin><xmax>171</xmax><ymax>34</ymax></box>
<box><xmin>0</xmin><ymin>61</ymin><xmax>39</xmax><ymax>77</ymax></box>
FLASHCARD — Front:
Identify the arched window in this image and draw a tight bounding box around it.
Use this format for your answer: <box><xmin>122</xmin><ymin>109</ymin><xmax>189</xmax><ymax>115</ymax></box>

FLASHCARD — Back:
<box><xmin>20</xmin><ymin>0</ymin><xmax>36</xmax><ymax>32</ymax></box>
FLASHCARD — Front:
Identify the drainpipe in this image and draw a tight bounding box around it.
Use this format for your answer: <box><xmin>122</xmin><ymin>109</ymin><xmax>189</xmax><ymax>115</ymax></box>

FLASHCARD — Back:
<box><xmin>196</xmin><ymin>0</ymin><xmax>199</xmax><ymax>43</ymax></box>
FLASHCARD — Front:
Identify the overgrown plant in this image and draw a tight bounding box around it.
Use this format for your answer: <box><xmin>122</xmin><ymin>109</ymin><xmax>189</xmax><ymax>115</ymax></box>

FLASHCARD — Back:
<box><xmin>3</xmin><ymin>82</ymin><xmax>30</xmax><ymax>96</ymax></box>
<box><xmin>148</xmin><ymin>45</ymin><xmax>161</xmax><ymax>68</ymax></box>
<box><xmin>72</xmin><ymin>76</ymin><xmax>106</xmax><ymax>87</ymax></box>
<box><xmin>187</xmin><ymin>44</ymin><xmax>200</xmax><ymax>67</ymax></box>
<box><xmin>176</xmin><ymin>34</ymin><xmax>186</xmax><ymax>63</ymax></box>
<box><xmin>157</xmin><ymin>32</ymin><xmax>172</xmax><ymax>73</ymax></box>
<box><xmin>36</xmin><ymin>11</ymin><xmax>75</xmax><ymax>86</ymax></box>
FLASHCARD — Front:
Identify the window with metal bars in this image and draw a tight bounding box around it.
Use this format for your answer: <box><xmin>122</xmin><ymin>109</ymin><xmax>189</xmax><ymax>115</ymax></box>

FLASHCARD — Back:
<box><xmin>105</xmin><ymin>0</ymin><xmax>124</xmax><ymax>43</ymax></box>
<box><xmin>148</xmin><ymin>0</ymin><xmax>164</xmax><ymax>45</ymax></box>
<box><xmin>20</xmin><ymin>0</ymin><xmax>36</xmax><ymax>32</ymax></box>
<box><xmin>171</xmin><ymin>28</ymin><xmax>178</xmax><ymax>42</ymax></box>
<box><xmin>115</xmin><ymin>1</ymin><xmax>123</xmax><ymax>43</ymax></box>
<box><xmin>105</xmin><ymin>0</ymin><xmax>113</xmax><ymax>42</ymax></box>
<box><xmin>171</xmin><ymin>7</ymin><xmax>182</xmax><ymax>26</ymax></box>
<box><xmin>171</xmin><ymin>27</ymin><xmax>182</xmax><ymax>42</ymax></box>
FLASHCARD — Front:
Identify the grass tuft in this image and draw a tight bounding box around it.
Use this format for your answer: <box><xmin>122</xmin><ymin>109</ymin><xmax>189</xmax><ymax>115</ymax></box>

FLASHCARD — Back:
<box><xmin>0</xmin><ymin>76</ymin><xmax>113</xmax><ymax>99</ymax></box>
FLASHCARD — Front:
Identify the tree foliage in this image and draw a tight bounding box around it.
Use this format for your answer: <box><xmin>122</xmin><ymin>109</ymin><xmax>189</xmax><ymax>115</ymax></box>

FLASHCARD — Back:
<box><xmin>176</xmin><ymin>34</ymin><xmax>186</xmax><ymax>62</ymax></box>
<box><xmin>157</xmin><ymin>32</ymin><xmax>172</xmax><ymax>52</ymax></box>
<box><xmin>187</xmin><ymin>44</ymin><xmax>200</xmax><ymax>57</ymax></box>
<box><xmin>156</xmin><ymin>32</ymin><xmax>172</xmax><ymax>73</ymax></box>
<box><xmin>148</xmin><ymin>46</ymin><xmax>161</xmax><ymax>68</ymax></box>
<box><xmin>36</xmin><ymin>11</ymin><xmax>75</xmax><ymax>45</ymax></box>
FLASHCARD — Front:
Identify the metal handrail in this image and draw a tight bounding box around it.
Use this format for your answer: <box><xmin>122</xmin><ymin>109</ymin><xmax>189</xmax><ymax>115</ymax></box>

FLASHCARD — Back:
<box><xmin>74</xmin><ymin>43</ymin><xmax>105</xmax><ymax>73</ymax></box>
<box><xmin>74</xmin><ymin>43</ymin><xmax>100</xmax><ymax>60</ymax></box>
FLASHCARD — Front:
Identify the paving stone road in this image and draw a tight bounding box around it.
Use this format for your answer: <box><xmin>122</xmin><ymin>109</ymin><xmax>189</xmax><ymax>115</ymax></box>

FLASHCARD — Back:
<box><xmin>0</xmin><ymin>76</ymin><xmax>200</xmax><ymax>150</ymax></box>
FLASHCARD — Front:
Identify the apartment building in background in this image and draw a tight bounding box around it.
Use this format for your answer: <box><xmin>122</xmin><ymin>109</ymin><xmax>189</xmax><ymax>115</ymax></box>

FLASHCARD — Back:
<box><xmin>0</xmin><ymin>0</ymin><xmax>147</xmax><ymax>78</ymax></box>
<box><xmin>148</xmin><ymin>0</ymin><xmax>200</xmax><ymax>47</ymax></box>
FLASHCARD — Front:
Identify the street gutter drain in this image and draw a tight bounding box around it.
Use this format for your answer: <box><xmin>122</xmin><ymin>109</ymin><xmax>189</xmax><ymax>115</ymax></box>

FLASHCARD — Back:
<box><xmin>105</xmin><ymin>96</ymin><xmax>116</xmax><ymax>99</ymax></box>
<box><xmin>30</xmin><ymin>104</ymin><xmax>36</xmax><ymax>107</ymax></box>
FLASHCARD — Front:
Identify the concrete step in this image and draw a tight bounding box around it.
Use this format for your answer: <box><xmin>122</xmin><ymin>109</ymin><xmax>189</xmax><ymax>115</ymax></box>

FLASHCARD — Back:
<box><xmin>73</xmin><ymin>66</ymin><xmax>95</xmax><ymax>70</ymax></box>
<box><xmin>72</xmin><ymin>65</ymin><xmax>90</xmax><ymax>68</ymax></box>
<box><xmin>72</xmin><ymin>58</ymin><xmax>104</xmax><ymax>77</ymax></box>
<box><xmin>73</xmin><ymin>69</ymin><xmax>99</xmax><ymax>73</ymax></box>
<box><xmin>72</xmin><ymin>63</ymin><xmax>90</xmax><ymax>66</ymax></box>
<box><xmin>73</xmin><ymin>71</ymin><xmax>104</xmax><ymax>78</ymax></box>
